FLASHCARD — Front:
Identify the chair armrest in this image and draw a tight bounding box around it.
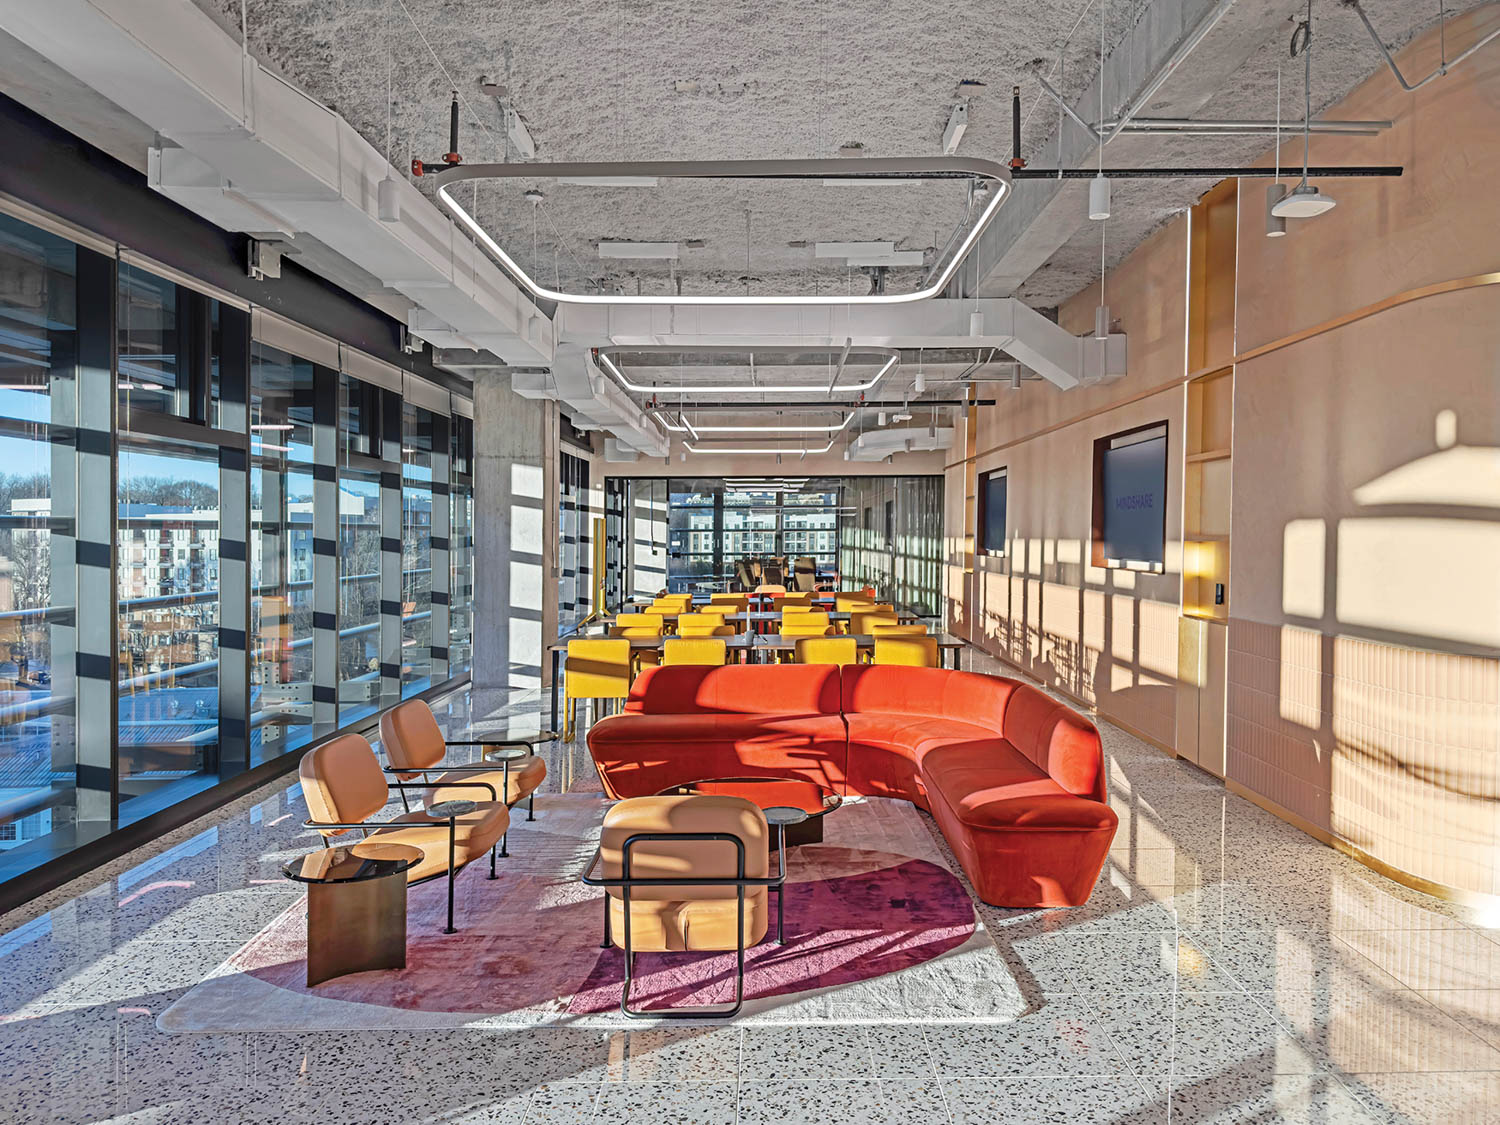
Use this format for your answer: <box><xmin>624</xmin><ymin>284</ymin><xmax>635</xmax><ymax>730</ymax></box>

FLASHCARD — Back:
<box><xmin>579</xmin><ymin>833</ymin><xmax>784</xmax><ymax>889</ymax></box>
<box><xmin>386</xmin><ymin>778</ymin><xmax>500</xmax><ymax>802</ymax></box>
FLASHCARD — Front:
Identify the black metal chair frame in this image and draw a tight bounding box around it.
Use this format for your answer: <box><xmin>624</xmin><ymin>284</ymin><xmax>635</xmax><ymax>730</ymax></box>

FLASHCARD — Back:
<box><xmin>384</xmin><ymin>735</ymin><xmax>547</xmax><ymax>828</ymax></box>
<box><xmin>304</xmin><ymin>777</ymin><xmax>500</xmax><ymax>935</ymax></box>
<box><xmin>581</xmin><ymin>831</ymin><xmax>787</xmax><ymax>1019</ymax></box>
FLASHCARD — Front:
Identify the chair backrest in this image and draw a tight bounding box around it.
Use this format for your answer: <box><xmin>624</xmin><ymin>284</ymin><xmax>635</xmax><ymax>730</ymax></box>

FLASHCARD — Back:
<box><xmin>600</xmin><ymin>794</ymin><xmax>768</xmax><ymax>904</ymax></box>
<box><xmin>709</xmin><ymin>593</ymin><xmax>749</xmax><ymax>609</ymax></box>
<box><xmin>779</xmin><ymin>593</ymin><xmax>813</xmax><ymax>608</ymax></box>
<box><xmin>675</xmin><ymin>613</ymin><xmax>735</xmax><ymax>638</ymax></box>
<box><xmin>870</xmin><ymin>623</ymin><xmax>929</xmax><ymax>637</ymax></box>
<box><xmin>835</xmin><ymin>594</ymin><xmax>875</xmax><ymax>613</ymax></box>
<box><xmin>662</xmin><ymin>637</ymin><xmax>728</xmax><ymax>666</ymax></box>
<box><xmin>791</xmin><ymin>559</ymin><xmax>818</xmax><ymax>592</ymax></box>
<box><xmin>379</xmin><ymin>698</ymin><xmax>445</xmax><ymax>777</ymax></box>
<box><xmin>794</xmin><ymin>636</ymin><xmax>859</xmax><ymax>666</ymax></box>
<box><xmin>780</xmin><ymin>604</ymin><xmax>818</xmax><ymax>618</ymax></box>
<box><xmin>609</xmin><ymin>611</ymin><xmax>665</xmax><ymax>638</ymax></box>
<box><xmin>299</xmin><ymin>733</ymin><xmax>389</xmax><ymax>837</ymax></box>
<box><xmin>755</xmin><ymin>584</ymin><xmax>786</xmax><ymax>594</ymax></box>
<box><xmin>565</xmin><ymin>638</ymin><xmax>634</xmax><ymax>699</ymax></box>
<box><xmin>734</xmin><ymin>560</ymin><xmax>755</xmax><ymax>588</ymax></box>
<box><xmin>850</xmin><ymin>611</ymin><xmax>899</xmax><ymax>635</ymax></box>
<box><xmin>874</xmin><ymin>635</ymin><xmax>939</xmax><ymax>667</ymax></box>
<box><xmin>762</xmin><ymin>564</ymin><xmax>784</xmax><ymax>586</ymax></box>
<box><xmin>653</xmin><ymin>593</ymin><xmax>693</xmax><ymax>608</ymax></box>
<box><xmin>779</xmin><ymin>611</ymin><xmax>831</xmax><ymax>637</ymax></box>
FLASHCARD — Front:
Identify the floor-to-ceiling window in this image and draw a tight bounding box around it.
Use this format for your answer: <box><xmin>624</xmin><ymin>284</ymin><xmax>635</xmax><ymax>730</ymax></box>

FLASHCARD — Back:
<box><xmin>116</xmin><ymin>264</ymin><xmax>227</xmax><ymax>807</ymax></box>
<box><xmin>0</xmin><ymin>213</ymin><xmax>79</xmax><ymax>860</ymax></box>
<box><xmin>557</xmin><ymin>451</ymin><xmax>590</xmax><ymax>632</ymax></box>
<box><xmin>249</xmin><ymin>343</ymin><xmax>315</xmax><ymax>764</ymax></box>
<box><xmin>0</xmin><ymin>198</ymin><xmax>477</xmax><ymax>901</ymax></box>
<box><xmin>400</xmin><ymin>403</ymin><xmax>435</xmax><ymax>696</ymax></box>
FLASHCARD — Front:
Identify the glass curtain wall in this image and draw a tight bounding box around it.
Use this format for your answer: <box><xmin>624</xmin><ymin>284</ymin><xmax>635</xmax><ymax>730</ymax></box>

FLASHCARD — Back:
<box><xmin>659</xmin><ymin>479</ymin><xmax>840</xmax><ymax>593</ymax></box>
<box><xmin>0</xmin><ymin>213</ymin><xmax>78</xmax><ymax>856</ymax></box>
<box><xmin>557</xmin><ymin>451</ymin><xmax>590</xmax><ymax>633</ymax></box>
<box><xmin>0</xmin><ymin>206</ymin><xmax>476</xmax><ymax>892</ymax></box>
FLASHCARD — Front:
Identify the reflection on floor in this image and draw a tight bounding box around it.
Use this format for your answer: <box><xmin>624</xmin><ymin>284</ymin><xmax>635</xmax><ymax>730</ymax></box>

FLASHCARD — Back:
<box><xmin>1</xmin><ymin>653</ymin><xmax>1497</xmax><ymax>1123</ymax></box>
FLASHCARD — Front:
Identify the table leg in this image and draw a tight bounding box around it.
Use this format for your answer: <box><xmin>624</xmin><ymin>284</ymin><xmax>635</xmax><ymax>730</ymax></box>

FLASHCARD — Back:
<box><xmin>306</xmin><ymin>874</ymin><xmax>407</xmax><ymax>987</ymax></box>
<box><xmin>776</xmin><ymin>823</ymin><xmax>786</xmax><ymax>944</ymax></box>
<box><xmin>550</xmin><ymin>648</ymin><xmax>561</xmax><ymax>732</ymax></box>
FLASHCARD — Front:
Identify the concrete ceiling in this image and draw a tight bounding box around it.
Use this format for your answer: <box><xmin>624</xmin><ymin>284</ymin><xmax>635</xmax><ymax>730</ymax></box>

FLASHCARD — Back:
<box><xmin>197</xmin><ymin>0</ymin><xmax>1471</xmax><ymax>307</ymax></box>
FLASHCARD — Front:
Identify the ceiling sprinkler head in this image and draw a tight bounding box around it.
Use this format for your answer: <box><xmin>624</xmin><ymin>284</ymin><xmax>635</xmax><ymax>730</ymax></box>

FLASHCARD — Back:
<box><xmin>523</xmin><ymin>189</ymin><xmax>545</xmax><ymax>205</ymax></box>
<box><xmin>684</xmin><ymin>239</ymin><xmax>707</xmax><ymax>249</ymax></box>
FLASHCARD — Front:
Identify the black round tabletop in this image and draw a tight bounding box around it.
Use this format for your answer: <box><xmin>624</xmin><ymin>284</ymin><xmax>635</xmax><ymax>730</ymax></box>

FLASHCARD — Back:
<box><xmin>282</xmin><ymin>841</ymin><xmax>423</xmax><ymax>885</ymax></box>
<box><xmin>425</xmin><ymin>799</ymin><xmax>477</xmax><ymax>819</ymax></box>
<box><xmin>763</xmin><ymin>805</ymin><xmax>811</xmax><ymax>827</ymax></box>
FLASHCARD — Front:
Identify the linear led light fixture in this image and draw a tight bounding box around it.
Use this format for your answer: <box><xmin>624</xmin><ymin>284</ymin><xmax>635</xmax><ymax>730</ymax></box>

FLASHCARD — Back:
<box><xmin>685</xmin><ymin>437</ymin><xmax>838</xmax><ymax>455</ymax></box>
<box><xmin>435</xmin><ymin>156</ymin><xmax>1008</xmax><ymax>306</ymax></box>
<box><xmin>558</xmin><ymin>176</ymin><xmax>660</xmax><ymax>186</ymax></box>
<box><xmin>653</xmin><ymin>410</ymin><xmax>854</xmax><ymax>435</ymax></box>
<box><xmin>597</xmin><ymin>350</ymin><xmax>899</xmax><ymax>395</ymax></box>
<box><xmin>821</xmin><ymin>178</ymin><xmax>921</xmax><ymax>187</ymax></box>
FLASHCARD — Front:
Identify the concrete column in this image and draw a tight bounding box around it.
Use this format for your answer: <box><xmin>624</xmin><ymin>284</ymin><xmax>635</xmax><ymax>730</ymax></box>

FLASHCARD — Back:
<box><xmin>472</xmin><ymin>370</ymin><xmax>557</xmax><ymax>714</ymax></box>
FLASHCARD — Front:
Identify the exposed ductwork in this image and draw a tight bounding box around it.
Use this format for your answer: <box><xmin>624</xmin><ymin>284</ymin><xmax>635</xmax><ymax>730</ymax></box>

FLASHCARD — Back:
<box><xmin>847</xmin><ymin>425</ymin><xmax>956</xmax><ymax>462</ymax></box>
<box><xmin>512</xmin><ymin>344</ymin><xmax>669</xmax><ymax>458</ymax></box>
<box><xmin>0</xmin><ymin>0</ymin><xmax>553</xmax><ymax>366</ymax></box>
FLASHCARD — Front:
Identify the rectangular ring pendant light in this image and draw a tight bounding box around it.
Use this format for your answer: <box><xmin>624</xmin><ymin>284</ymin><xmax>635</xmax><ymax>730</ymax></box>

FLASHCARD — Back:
<box><xmin>434</xmin><ymin>156</ymin><xmax>1009</xmax><ymax>306</ymax></box>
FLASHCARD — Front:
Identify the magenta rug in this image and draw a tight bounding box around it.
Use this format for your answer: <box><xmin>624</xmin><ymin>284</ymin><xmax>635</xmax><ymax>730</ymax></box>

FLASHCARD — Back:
<box><xmin>160</xmin><ymin>795</ymin><xmax>1017</xmax><ymax>1029</ymax></box>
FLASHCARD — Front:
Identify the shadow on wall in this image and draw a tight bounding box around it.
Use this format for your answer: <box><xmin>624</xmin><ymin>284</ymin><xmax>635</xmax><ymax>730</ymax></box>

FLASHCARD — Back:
<box><xmin>966</xmin><ymin>533</ymin><xmax>1182</xmax><ymax>749</ymax></box>
<box><xmin>1240</xmin><ymin>410</ymin><xmax>1500</xmax><ymax>894</ymax></box>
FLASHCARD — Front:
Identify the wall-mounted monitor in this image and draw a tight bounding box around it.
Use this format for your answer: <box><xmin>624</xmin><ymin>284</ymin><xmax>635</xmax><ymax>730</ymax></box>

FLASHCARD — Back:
<box><xmin>1092</xmin><ymin>422</ymin><xmax>1168</xmax><ymax>572</ymax></box>
<box><xmin>978</xmin><ymin>467</ymin><xmax>1007</xmax><ymax>555</ymax></box>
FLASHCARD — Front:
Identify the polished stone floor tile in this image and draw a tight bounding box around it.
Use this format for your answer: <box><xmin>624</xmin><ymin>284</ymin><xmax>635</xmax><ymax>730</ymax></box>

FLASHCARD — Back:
<box><xmin>1145</xmin><ymin>1073</ymin><xmax>1382</xmax><ymax>1123</ymax></box>
<box><xmin>1337</xmin><ymin>928</ymin><xmax>1500</xmax><ymax>990</ymax></box>
<box><xmin>737</xmin><ymin>1078</ymin><xmax>948</xmax><ymax>1125</ymax></box>
<box><xmin>1417</xmin><ymin>988</ymin><xmax>1500</xmax><ymax>1050</ymax></box>
<box><xmin>1187</xmin><ymin>926</ymin><xmax>1407</xmax><ymax>997</ymax></box>
<box><xmin>594</xmin><ymin>1080</ymin><xmax>737</xmax><ymax>1124</ymax></box>
<box><xmin>941</xmin><ymin>1076</ymin><xmax>1158</xmax><ymax>1124</ymax></box>
<box><xmin>1093</xmin><ymin>991</ymin><xmax>1326</xmax><ymax>1078</ymax></box>
<box><xmin>921</xmin><ymin>1001</ymin><xmax>1128</xmax><ymax>1077</ymax></box>
<box><xmin>999</xmin><ymin>929</ymin><xmax>1240</xmax><ymax>996</ymax></box>
<box><xmin>739</xmin><ymin>1025</ymin><xmax>877</xmax><ymax>1079</ymax></box>
<box><xmin>522</xmin><ymin>1080</ymin><xmax>603</xmax><ymax>1124</ymax></box>
<box><xmin>1268</xmin><ymin>988</ymin><xmax>1500</xmax><ymax>1074</ymax></box>
<box><xmin>1343</xmin><ymin>1070</ymin><xmax>1500</xmax><ymax>1124</ymax></box>
<box><xmin>604</xmin><ymin>1027</ymin><xmax>741</xmax><ymax>1082</ymax></box>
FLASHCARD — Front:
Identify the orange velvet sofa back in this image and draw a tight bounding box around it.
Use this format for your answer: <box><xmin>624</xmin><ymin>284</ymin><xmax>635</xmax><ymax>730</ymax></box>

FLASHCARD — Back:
<box><xmin>624</xmin><ymin>663</ymin><xmax>843</xmax><ymax>716</ymax></box>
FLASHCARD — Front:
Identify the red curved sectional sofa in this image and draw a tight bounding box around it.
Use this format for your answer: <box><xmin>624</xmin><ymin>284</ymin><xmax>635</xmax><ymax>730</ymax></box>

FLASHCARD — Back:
<box><xmin>587</xmin><ymin>663</ymin><xmax>1118</xmax><ymax>907</ymax></box>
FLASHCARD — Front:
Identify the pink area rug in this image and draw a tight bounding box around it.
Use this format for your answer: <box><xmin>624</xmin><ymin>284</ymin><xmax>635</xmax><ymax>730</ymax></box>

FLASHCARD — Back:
<box><xmin>160</xmin><ymin>795</ymin><xmax>1017</xmax><ymax>1030</ymax></box>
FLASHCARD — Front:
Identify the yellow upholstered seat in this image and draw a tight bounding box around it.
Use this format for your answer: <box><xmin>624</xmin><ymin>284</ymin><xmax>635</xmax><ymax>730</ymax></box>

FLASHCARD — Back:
<box><xmin>661</xmin><ymin>638</ymin><xmax>728</xmax><ymax>666</ymax></box>
<box><xmin>835</xmin><ymin>593</ymin><xmax>875</xmax><ymax>613</ymax></box>
<box><xmin>609</xmin><ymin>612</ymin><xmax>665</xmax><ymax>638</ymax></box>
<box><xmin>778</xmin><ymin>611</ymin><xmax>832</xmax><ymax>637</ymax></box>
<box><xmin>874</xmin><ymin>635</ymin><xmax>939</xmax><ymax>667</ymax></box>
<box><xmin>794</xmin><ymin>636</ymin><xmax>859</xmax><ymax>666</ymax></box>
<box><xmin>869</xmin><ymin>623</ymin><xmax>929</xmax><ymax>637</ymax></box>
<box><xmin>564</xmin><ymin>638</ymin><xmax>633</xmax><ymax>741</ymax></box>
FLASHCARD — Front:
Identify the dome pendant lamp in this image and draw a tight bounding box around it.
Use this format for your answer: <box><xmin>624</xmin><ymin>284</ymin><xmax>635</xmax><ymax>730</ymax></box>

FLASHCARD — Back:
<box><xmin>1272</xmin><ymin>2</ymin><xmax>1336</xmax><ymax>220</ymax></box>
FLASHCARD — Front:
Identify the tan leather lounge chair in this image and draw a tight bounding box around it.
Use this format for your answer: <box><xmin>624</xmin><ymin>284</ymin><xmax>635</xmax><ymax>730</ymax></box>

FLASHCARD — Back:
<box><xmin>380</xmin><ymin>698</ymin><xmax>548</xmax><ymax>823</ymax></box>
<box><xmin>300</xmin><ymin>733</ymin><xmax>509</xmax><ymax>934</ymax></box>
<box><xmin>581</xmin><ymin>793</ymin><xmax>785</xmax><ymax>1018</ymax></box>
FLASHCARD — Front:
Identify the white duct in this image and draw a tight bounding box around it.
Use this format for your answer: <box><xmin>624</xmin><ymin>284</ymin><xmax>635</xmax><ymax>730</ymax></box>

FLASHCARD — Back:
<box><xmin>847</xmin><ymin>426</ymin><xmax>955</xmax><ymax>462</ymax></box>
<box><xmin>513</xmin><ymin>344</ymin><xmax>668</xmax><ymax>458</ymax></box>
<box><xmin>0</xmin><ymin>0</ymin><xmax>552</xmax><ymax>366</ymax></box>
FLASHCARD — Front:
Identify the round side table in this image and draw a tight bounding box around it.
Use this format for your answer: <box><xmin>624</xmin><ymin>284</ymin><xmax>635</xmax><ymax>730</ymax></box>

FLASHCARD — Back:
<box><xmin>282</xmin><ymin>841</ymin><xmax>422</xmax><ymax>987</ymax></box>
<box><xmin>762</xmin><ymin>805</ymin><xmax>808</xmax><ymax>946</ymax></box>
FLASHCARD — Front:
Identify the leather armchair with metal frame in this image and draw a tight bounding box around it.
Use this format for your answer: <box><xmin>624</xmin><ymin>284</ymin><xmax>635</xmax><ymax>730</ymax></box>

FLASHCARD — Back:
<box><xmin>379</xmin><ymin>698</ymin><xmax>550</xmax><ymax>824</ymax></box>
<box><xmin>299</xmin><ymin>733</ymin><xmax>510</xmax><ymax>935</ymax></box>
<box><xmin>580</xmin><ymin>794</ymin><xmax>785</xmax><ymax>1018</ymax></box>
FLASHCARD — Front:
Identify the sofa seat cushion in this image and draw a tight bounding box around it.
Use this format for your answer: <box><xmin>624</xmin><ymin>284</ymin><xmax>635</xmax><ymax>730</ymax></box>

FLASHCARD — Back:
<box><xmin>920</xmin><ymin>742</ymin><xmax>1119</xmax><ymax>831</ymax></box>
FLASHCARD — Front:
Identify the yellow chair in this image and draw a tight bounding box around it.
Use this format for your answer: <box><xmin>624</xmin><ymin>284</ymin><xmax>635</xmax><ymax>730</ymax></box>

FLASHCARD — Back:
<box><xmin>794</xmin><ymin>636</ymin><xmax>859</xmax><ymax>666</ymax></box>
<box><xmin>850</xmin><ymin>611</ymin><xmax>899</xmax><ymax>635</ymax></box>
<box><xmin>676</xmin><ymin>613</ymin><xmax>736</xmax><ymax>638</ymax></box>
<box><xmin>662</xmin><ymin>638</ymin><xmax>728</xmax><ymax>666</ymax></box>
<box><xmin>610</xmin><ymin>613</ymin><xmax>665</xmax><ymax>637</ymax></box>
<box><xmin>709</xmin><ymin>594</ymin><xmax>749</xmax><ymax>611</ymax></box>
<box><xmin>652</xmin><ymin>594</ymin><xmax>693</xmax><ymax>610</ymax></box>
<box><xmin>874</xmin><ymin>635</ymin><xmax>939</xmax><ymax>667</ymax></box>
<box><xmin>755</xmin><ymin>584</ymin><xmax>786</xmax><ymax>595</ymax></box>
<box><xmin>778</xmin><ymin>611</ymin><xmax>832</xmax><ymax>636</ymax></box>
<box><xmin>563</xmin><ymin>638</ymin><xmax>633</xmax><ymax>741</ymax></box>
<box><xmin>870</xmin><ymin>623</ymin><xmax>929</xmax><ymax>637</ymax></box>
<box><xmin>779</xmin><ymin>593</ymin><xmax>813</xmax><ymax>608</ymax></box>
<box><xmin>835</xmin><ymin>594</ymin><xmax>875</xmax><ymax>613</ymax></box>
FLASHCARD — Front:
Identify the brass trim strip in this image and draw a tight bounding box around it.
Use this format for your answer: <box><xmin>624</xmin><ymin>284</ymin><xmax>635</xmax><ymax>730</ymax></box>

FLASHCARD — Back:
<box><xmin>948</xmin><ymin>269</ymin><xmax>1500</xmax><ymax>470</ymax></box>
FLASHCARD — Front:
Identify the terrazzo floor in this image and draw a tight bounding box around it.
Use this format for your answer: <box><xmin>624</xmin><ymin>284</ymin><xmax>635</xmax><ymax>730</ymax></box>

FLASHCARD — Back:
<box><xmin>1</xmin><ymin>653</ymin><xmax>1498</xmax><ymax>1123</ymax></box>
